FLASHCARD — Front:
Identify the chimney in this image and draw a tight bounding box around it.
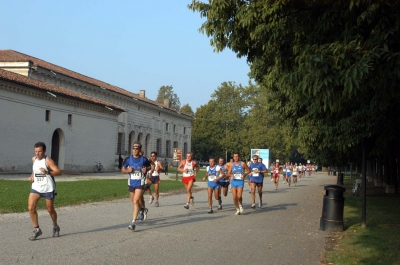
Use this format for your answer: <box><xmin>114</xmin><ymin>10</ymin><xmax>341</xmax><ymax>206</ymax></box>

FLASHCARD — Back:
<box><xmin>163</xmin><ymin>98</ymin><xmax>170</xmax><ymax>107</ymax></box>
<box><xmin>139</xmin><ymin>90</ymin><xmax>145</xmax><ymax>98</ymax></box>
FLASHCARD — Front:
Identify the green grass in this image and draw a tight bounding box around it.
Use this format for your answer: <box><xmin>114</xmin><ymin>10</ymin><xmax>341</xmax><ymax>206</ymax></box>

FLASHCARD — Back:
<box><xmin>324</xmin><ymin>176</ymin><xmax>400</xmax><ymax>265</ymax></box>
<box><xmin>0</xmin><ymin>179</ymin><xmax>185</xmax><ymax>213</ymax></box>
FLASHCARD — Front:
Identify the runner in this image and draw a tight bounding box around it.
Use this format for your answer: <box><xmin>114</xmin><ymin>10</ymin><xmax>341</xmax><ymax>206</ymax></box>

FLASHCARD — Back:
<box><xmin>177</xmin><ymin>152</ymin><xmax>200</xmax><ymax>209</ymax></box>
<box><xmin>292</xmin><ymin>163</ymin><xmax>298</xmax><ymax>186</ymax></box>
<box><xmin>216</xmin><ymin>157</ymin><xmax>229</xmax><ymax>210</ymax></box>
<box><xmin>28</xmin><ymin>142</ymin><xmax>62</xmax><ymax>240</ymax></box>
<box><xmin>285</xmin><ymin>162</ymin><xmax>292</xmax><ymax>186</ymax></box>
<box><xmin>229</xmin><ymin>152</ymin><xmax>251</xmax><ymax>215</ymax></box>
<box><xmin>147</xmin><ymin>151</ymin><xmax>164</xmax><ymax>207</ymax></box>
<box><xmin>272</xmin><ymin>162</ymin><xmax>280</xmax><ymax>190</ymax></box>
<box><xmin>121</xmin><ymin>142</ymin><xmax>154</xmax><ymax>231</ymax></box>
<box><xmin>306</xmin><ymin>164</ymin><xmax>312</xmax><ymax>177</ymax></box>
<box><xmin>249</xmin><ymin>155</ymin><xmax>268</xmax><ymax>208</ymax></box>
<box><xmin>298</xmin><ymin>163</ymin><xmax>303</xmax><ymax>181</ymax></box>
<box><xmin>202</xmin><ymin>157</ymin><xmax>225</xmax><ymax>213</ymax></box>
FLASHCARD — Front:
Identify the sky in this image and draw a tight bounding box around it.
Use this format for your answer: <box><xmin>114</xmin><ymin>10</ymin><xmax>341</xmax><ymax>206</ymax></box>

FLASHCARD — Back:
<box><xmin>1</xmin><ymin>0</ymin><xmax>251</xmax><ymax>111</ymax></box>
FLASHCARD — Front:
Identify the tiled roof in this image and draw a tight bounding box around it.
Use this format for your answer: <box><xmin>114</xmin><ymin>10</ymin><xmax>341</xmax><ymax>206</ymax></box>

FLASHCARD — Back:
<box><xmin>0</xmin><ymin>50</ymin><xmax>193</xmax><ymax>118</ymax></box>
<box><xmin>0</xmin><ymin>68</ymin><xmax>124</xmax><ymax>112</ymax></box>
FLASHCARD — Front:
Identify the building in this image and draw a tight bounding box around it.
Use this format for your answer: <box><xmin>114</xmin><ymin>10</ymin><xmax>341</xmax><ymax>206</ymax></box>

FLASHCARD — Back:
<box><xmin>0</xmin><ymin>50</ymin><xmax>193</xmax><ymax>172</ymax></box>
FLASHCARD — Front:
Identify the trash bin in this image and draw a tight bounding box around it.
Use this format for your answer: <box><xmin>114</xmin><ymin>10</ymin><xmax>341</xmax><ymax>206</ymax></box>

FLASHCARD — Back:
<box><xmin>337</xmin><ymin>173</ymin><xmax>344</xmax><ymax>186</ymax></box>
<box><xmin>320</xmin><ymin>185</ymin><xmax>346</xmax><ymax>232</ymax></box>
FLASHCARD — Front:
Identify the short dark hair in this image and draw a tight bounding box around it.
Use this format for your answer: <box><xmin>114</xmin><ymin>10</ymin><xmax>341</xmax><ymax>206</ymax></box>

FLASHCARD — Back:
<box><xmin>151</xmin><ymin>151</ymin><xmax>158</xmax><ymax>156</ymax></box>
<box><xmin>34</xmin><ymin>142</ymin><xmax>46</xmax><ymax>151</ymax></box>
<box><xmin>132</xmin><ymin>141</ymin><xmax>142</xmax><ymax>149</ymax></box>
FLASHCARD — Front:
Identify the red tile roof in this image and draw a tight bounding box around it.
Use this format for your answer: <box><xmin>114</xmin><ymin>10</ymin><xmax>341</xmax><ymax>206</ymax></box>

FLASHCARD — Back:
<box><xmin>0</xmin><ymin>50</ymin><xmax>193</xmax><ymax>118</ymax></box>
<box><xmin>0</xmin><ymin>68</ymin><xmax>124</xmax><ymax>112</ymax></box>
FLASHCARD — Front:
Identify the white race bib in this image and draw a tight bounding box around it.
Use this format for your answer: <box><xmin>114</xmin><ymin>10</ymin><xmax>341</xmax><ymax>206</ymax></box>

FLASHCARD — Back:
<box><xmin>275</xmin><ymin>169</ymin><xmax>279</xmax><ymax>173</ymax></box>
<box><xmin>129</xmin><ymin>171</ymin><xmax>142</xmax><ymax>180</ymax></box>
<box><xmin>34</xmin><ymin>173</ymin><xmax>47</xmax><ymax>185</ymax></box>
<box><xmin>208</xmin><ymin>174</ymin><xmax>216</xmax><ymax>181</ymax></box>
<box><xmin>233</xmin><ymin>173</ymin><xmax>242</xmax><ymax>180</ymax></box>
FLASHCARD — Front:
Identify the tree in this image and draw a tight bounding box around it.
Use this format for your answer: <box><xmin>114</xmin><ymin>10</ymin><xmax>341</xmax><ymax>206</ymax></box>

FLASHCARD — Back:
<box><xmin>180</xmin><ymin>103</ymin><xmax>195</xmax><ymax>116</ymax></box>
<box><xmin>188</xmin><ymin>0</ymin><xmax>400</xmax><ymax>166</ymax></box>
<box><xmin>156</xmin><ymin>85</ymin><xmax>181</xmax><ymax>111</ymax></box>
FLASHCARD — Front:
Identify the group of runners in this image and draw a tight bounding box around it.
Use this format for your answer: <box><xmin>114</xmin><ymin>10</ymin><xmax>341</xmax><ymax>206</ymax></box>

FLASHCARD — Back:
<box><xmin>27</xmin><ymin>141</ymin><xmax>316</xmax><ymax>239</ymax></box>
<box><xmin>270</xmin><ymin>162</ymin><xmax>315</xmax><ymax>190</ymax></box>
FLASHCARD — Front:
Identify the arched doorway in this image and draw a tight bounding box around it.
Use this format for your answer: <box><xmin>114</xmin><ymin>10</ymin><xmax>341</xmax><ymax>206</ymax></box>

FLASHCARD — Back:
<box><xmin>51</xmin><ymin>130</ymin><xmax>60</xmax><ymax>165</ymax></box>
<box><xmin>51</xmin><ymin>129</ymin><xmax>65</xmax><ymax>169</ymax></box>
<box><xmin>145</xmin><ymin>134</ymin><xmax>151</xmax><ymax>156</ymax></box>
<box><xmin>129</xmin><ymin>131</ymin><xmax>136</xmax><ymax>155</ymax></box>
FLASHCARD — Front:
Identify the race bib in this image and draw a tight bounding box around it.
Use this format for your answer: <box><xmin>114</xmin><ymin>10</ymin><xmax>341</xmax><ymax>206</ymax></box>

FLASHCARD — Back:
<box><xmin>34</xmin><ymin>173</ymin><xmax>47</xmax><ymax>185</ymax></box>
<box><xmin>129</xmin><ymin>171</ymin><xmax>142</xmax><ymax>180</ymax></box>
<box><xmin>208</xmin><ymin>174</ymin><xmax>216</xmax><ymax>181</ymax></box>
<box><xmin>187</xmin><ymin>169</ymin><xmax>194</xmax><ymax>175</ymax></box>
<box><xmin>233</xmin><ymin>173</ymin><xmax>242</xmax><ymax>180</ymax></box>
<box><xmin>275</xmin><ymin>169</ymin><xmax>279</xmax><ymax>173</ymax></box>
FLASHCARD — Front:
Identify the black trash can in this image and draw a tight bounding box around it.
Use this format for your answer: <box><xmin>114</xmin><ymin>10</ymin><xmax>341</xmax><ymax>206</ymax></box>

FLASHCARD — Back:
<box><xmin>320</xmin><ymin>185</ymin><xmax>346</xmax><ymax>232</ymax></box>
<box><xmin>337</xmin><ymin>173</ymin><xmax>344</xmax><ymax>186</ymax></box>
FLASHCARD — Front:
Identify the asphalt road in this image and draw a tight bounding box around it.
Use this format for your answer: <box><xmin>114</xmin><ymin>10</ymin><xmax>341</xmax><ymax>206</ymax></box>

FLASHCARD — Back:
<box><xmin>0</xmin><ymin>172</ymin><xmax>334</xmax><ymax>265</ymax></box>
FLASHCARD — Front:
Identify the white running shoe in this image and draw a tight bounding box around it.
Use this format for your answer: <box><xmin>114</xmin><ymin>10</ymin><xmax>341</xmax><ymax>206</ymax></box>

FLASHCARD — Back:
<box><xmin>239</xmin><ymin>205</ymin><xmax>244</xmax><ymax>214</ymax></box>
<box><xmin>251</xmin><ymin>204</ymin><xmax>256</xmax><ymax>209</ymax></box>
<box><xmin>234</xmin><ymin>209</ymin><xmax>240</xmax><ymax>215</ymax></box>
<box><xmin>149</xmin><ymin>195</ymin><xmax>154</xmax><ymax>204</ymax></box>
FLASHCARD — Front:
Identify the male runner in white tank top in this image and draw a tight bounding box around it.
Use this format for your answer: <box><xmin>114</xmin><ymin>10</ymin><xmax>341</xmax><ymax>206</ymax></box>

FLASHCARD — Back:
<box><xmin>28</xmin><ymin>142</ymin><xmax>62</xmax><ymax>240</ymax></box>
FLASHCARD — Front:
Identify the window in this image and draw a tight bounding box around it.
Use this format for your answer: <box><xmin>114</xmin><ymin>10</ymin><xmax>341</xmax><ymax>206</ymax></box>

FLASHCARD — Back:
<box><xmin>173</xmin><ymin>141</ymin><xmax>178</xmax><ymax>148</ymax></box>
<box><xmin>156</xmin><ymin>138</ymin><xmax>161</xmax><ymax>154</ymax></box>
<box><xmin>166</xmin><ymin>123</ymin><xmax>169</xmax><ymax>131</ymax></box>
<box><xmin>166</xmin><ymin>140</ymin><xmax>171</xmax><ymax>157</ymax></box>
<box><xmin>68</xmin><ymin>114</ymin><xmax>72</xmax><ymax>125</ymax></box>
<box><xmin>138</xmin><ymin>105</ymin><xmax>141</xmax><ymax>111</ymax></box>
<box><xmin>173</xmin><ymin>124</ymin><xmax>176</xmax><ymax>132</ymax></box>
<box><xmin>183</xmin><ymin>127</ymin><xmax>186</xmax><ymax>134</ymax></box>
<box><xmin>117</xmin><ymin>133</ymin><xmax>123</xmax><ymax>154</ymax></box>
<box><xmin>45</xmin><ymin>110</ymin><xmax>50</xmax><ymax>121</ymax></box>
<box><xmin>184</xmin><ymin>142</ymin><xmax>188</xmax><ymax>156</ymax></box>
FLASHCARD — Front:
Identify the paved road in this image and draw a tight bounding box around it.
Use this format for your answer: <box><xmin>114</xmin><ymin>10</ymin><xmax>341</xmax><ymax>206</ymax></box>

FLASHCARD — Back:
<box><xmin>0</xmin><ymin>172</ymin><xmax>334</xmax><ymax>265</ymax></box>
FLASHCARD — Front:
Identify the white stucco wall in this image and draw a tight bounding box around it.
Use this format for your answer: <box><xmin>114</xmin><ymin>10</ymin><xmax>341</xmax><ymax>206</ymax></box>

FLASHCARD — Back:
<box><xmin>0</xmin><ymin>83</ymin><xmax>120</xmax><ymax>172</ymax></box>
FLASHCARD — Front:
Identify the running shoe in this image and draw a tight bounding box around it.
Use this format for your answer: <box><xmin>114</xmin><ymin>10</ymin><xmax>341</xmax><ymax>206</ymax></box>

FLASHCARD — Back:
<box><xmin>128</xmin><ymin>222</ymin><xmax>136</xmax><ymax>231</ymax></box>
<box><xmin>251</xmin><ymin>204</ymin><xmax>256</xmax><ymax>209</ymax></box>
<box><xmin>208</xmin><ymin>209</ymin><xmax>213</xmax><ymax>214</ymax></box>
<box><xmin>239</xmin><ymin>205</ymin><xmax>244</xmax><ymax>214</ymax></box>
<box><xmin>52</xmin><ymin>225</ymin><xmax>60</xmax><ymax>237</ymax></box>
<box><xmin>190</xmin><ymin>196</ymin><xmax>194</xmax><ymax>206</ymax></box>
<box><xmin>184</xmin><ymin>203</ymin><xmax>189</xmax><ymax>209</ymax></box>
<box><xmin>154</xmin><ymin>201</ymin><xmax>159</xmax><ymax>207</ymax></box>
<box><xmin>143</xmin><ymin>208</ymin><xmax>148</xmax><ymax>220</ymax></box>
<box><xmin>137</xmin><ymin>209</ymin><xmax>144</xmax><ymax>221</ymax></box>
<box><xmin>259</xmin><ymin>200</ymin><xmax>262</xmax><ymax>208</ymax></box>
<box><xmin>149</xmin><ymin>195</ymin><xmax>154</xmax><ymax>204</ymax></box>
<box><xmin>234</xmin><ymin>209</ymin><xmax>240</xmax><ymax>215</ymax></box>
<box><xmin>217</xmin><ymin>205</ymin><xmax>222</xmax><ymax>210</ymax></box>
<box><xmin>29</xmin><ymin>228</ymin><xmax>42</xmax><ymax>241</ymax></box>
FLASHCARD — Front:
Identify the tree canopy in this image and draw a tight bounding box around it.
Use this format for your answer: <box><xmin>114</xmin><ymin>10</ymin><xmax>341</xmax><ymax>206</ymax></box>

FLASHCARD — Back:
<box><xmin>156</xmin><ymin>85</ymin><xmax>181</xmax><ymax>111</ymax></box>
<box><xmin>188</xmin><ymin>0</ymin><xmax>400</xmax><ymax>164</ymax></box>
<box><xmin>180</xmin><ymin>103</ymin><xmax>195</xmax><ymax>116</ymax></box>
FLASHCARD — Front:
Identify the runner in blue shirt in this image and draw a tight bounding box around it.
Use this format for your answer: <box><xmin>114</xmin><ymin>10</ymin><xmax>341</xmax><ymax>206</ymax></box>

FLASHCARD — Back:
<box><xmin>249</xmin><ymin>155</ymin><xmax>268</xmax><ymax>208</ymax></box>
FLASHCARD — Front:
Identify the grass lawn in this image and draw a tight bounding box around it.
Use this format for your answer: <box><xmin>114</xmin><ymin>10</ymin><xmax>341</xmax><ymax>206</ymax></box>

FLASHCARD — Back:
<box><xmin>0</xmin><ymin>179</ymin><xmax>185</xmax><ymax>214</ymax></box>
<box><xmin>324</xmin><ymin>175</ymin><xmax>400</xmax><ymax>265</ymax></box>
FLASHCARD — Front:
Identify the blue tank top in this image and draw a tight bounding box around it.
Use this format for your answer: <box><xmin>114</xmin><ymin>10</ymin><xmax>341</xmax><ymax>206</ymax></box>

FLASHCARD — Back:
<box><xmin>232</xmin><ymin>161</ymin><xmax>244</xmax><ymax>180</ymax></box>
<box><xmin>217</xmin><ymin>164</ymin><xmax>228</xmax><ymax>182</ymax></box>
<box><xmin>124</xmin><ymin>156</ymin><xmax>150</xmax><ymax>187</ymax></box>
<box><xmin>207</xmin><ymin>166</ymin><xmax>218</xmax><ymax>182</ymax></box>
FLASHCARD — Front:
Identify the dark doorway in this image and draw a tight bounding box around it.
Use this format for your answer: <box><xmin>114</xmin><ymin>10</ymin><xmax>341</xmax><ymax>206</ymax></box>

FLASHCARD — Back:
<box><xmin>51</xmin><ymin>130</ymin><xmax>60</xmax><ymax>166</ymax></box>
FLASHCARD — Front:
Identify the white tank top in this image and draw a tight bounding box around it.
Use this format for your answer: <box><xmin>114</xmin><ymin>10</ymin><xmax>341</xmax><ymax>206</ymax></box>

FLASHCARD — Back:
<box><xmin>151</xmin><ymin>161</ymin><xmax>159</xmax><ymax>176</ymax></box>
<box><xmin>31</xmin><ymin>157</ymin><xmax>55</xmax><ymax>193</ymax></box>
<box><xmin>292</xmin><ymin>166</ymin><xmax>298</xmax><ymax>174</ymax></box>
<box><xmin>182</xmin><ymin>160</ymin><xmax>194</xmax><ymax>178</ymax></box>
